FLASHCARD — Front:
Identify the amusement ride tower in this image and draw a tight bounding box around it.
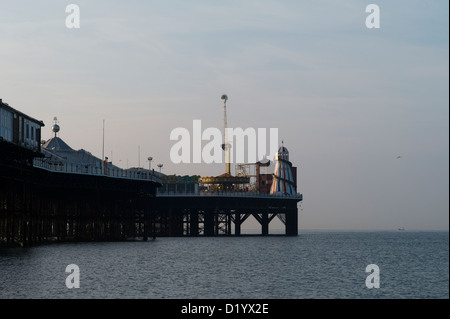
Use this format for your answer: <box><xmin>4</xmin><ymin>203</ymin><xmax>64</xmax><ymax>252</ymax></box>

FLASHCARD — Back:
<box><xmin>270</xmin><ymin>143</ymin><xmax>296</xmax><ymax>195</ymax></box>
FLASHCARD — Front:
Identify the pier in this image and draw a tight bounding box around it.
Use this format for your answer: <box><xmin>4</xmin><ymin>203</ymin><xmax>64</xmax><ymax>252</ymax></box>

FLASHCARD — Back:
<box><xmin>1</xmin><ymin>99</ymin><xmax>303</xmax><ymax>247</ymax></box>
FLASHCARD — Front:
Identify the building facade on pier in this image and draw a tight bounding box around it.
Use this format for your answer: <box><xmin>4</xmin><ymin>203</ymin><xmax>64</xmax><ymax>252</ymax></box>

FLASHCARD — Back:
<box><xmin>0</xmin><ymin>99</ymin><xmax>44</xmax><ymax>154</ymax></box>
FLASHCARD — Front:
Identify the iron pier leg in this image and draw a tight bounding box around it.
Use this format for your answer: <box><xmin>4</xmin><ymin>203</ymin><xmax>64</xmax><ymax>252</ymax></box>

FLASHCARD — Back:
<box><xmin>285</xmin><ymin>206</ymin><xmax>298</xmax><ymax>236</ymax></box>
<box><xmin>234</xmin><ymin>212</ymin><xmax>241</xmax><ymax>236</ymax></box>
<box><xmin>190</xmin><ymin>210</ymin><xmax>199</xmax><ymax>236</ymax></box>
<box><xmin>261</xmin><ymin>211</ymin><xmax>269</xmax><ymax>236</ymax></box>
<box><xmin>204</xmin><ymin>209</ymin><xmax>214</xmax><ymax>236</ymax></box>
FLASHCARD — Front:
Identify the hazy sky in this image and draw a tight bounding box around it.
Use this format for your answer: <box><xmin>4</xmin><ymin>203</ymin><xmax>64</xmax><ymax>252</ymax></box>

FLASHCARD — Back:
<box><xmin>1</xmin><ymin>1</ymin><xmax>448</xmax><ymax>231</ymax></box>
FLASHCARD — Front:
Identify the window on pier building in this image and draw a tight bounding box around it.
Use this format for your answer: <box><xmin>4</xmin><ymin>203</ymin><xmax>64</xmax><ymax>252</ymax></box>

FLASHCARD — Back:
<box><xmin>0</xmin><ymin>107</ymin><xmax>13</xmax><ymax>142</ymax></box>
<box><xmin>22</xmin><ymin>119</ymin><xmax>42</xmax><ymax>150</ymax></box>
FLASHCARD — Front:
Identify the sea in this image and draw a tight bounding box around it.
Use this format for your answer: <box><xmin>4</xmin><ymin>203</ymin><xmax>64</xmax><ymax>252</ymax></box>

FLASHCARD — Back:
<box><xmin>0</xmin><ymin>230</ymin><xmax>448</xmax><ymax>300</ymax></box>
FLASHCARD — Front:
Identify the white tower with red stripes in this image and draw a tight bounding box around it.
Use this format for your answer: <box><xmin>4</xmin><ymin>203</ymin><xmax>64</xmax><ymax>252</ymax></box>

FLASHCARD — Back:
<box><xmin>270</xmin><ymin>143</ymin><xmax>296</xmax><ymax>195</ymax></box>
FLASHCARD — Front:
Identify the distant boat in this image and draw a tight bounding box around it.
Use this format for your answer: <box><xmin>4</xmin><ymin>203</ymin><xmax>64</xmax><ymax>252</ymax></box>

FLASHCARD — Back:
<box><xmin>398</xmin><ymin>227</ymin><xmax>405</xmax><ymax>231</ymax></box>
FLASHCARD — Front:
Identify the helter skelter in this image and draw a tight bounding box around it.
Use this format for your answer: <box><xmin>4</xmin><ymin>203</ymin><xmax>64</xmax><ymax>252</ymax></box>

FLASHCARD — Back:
<box><xmin>270</xmin><ymin>142</ymin><xmax>296</xmax><ymax>195</ymax></box>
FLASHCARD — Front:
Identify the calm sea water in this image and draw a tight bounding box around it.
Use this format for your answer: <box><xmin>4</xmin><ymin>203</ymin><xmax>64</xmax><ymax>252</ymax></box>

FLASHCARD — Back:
<box><xmin>0</xmin><ymin>231</ymin><xmax>448</xmax><ymax>299</ymax></box>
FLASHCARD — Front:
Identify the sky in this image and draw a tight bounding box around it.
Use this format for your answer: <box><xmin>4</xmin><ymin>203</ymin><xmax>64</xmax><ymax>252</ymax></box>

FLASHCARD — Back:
<box><xmin>1</xmin><ymin>1</ymin><xmax>448</xmax><ymax>231</ymax></box>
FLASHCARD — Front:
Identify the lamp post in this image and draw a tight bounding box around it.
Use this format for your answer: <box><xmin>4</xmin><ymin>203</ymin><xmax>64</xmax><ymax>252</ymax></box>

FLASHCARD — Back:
<box><xmin>157</xmin><ymin>164</ymin><xmax>163</xmax><ymax>173</ymax></box>
<box><xmin>148</xmin><ymin>157</ymin><xmax>153</xmax><ymax>170</ymax></box>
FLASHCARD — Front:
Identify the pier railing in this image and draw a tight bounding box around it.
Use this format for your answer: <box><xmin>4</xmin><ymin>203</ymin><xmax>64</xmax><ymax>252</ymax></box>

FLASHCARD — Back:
<box><xmin>32</xmin><ymin>159</ymin><xmax>302</xmax><ymax>200</ymax></box>
<box><xmin>33</xmin><ymin>158</ymin><xmax>163</xmax><ymax>183</ymax></box>
<box><xmin>157</xmin><ymin>190</ymin><xmax>303</xmax><ymax>200</ymax></box>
